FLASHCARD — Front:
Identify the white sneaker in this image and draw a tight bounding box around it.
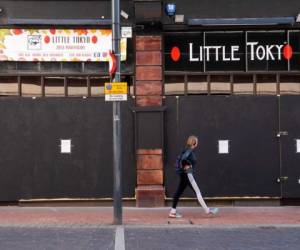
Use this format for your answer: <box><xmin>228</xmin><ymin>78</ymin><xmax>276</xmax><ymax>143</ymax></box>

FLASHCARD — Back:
<box><xmin>168</xmin><ymin>212</ymin><xmax>183</xmax><ymax>218</ymax></box>
<box><xmin>208</xmin><ymin>207</ymin><xmax>219</xmax><ymax>215</ymax></box>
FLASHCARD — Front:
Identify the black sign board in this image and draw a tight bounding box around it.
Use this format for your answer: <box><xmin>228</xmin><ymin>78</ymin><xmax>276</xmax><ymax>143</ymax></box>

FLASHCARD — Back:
<box><xmin>289</xmin><ymin>31</ymin><xmax>300</xmax><ymax>71</ymax></box>
<box><xmin>205</xmin><ymin>32</ymin><xmax>245</xmax><ymax>71</ymax></box>
<box><xmin>164</xmin><ymin>31</ymin><xmax>299</xmax><ymax>72</ymax></box>
<box><xmin>164</xmin><ymin>33</ymin><xmax>203</xmax><ymax>71</ymax></box>
<box><xmin>247</xmin><ymin>31</ymin><xmax>287</xmax><ymax>71</ymax></box>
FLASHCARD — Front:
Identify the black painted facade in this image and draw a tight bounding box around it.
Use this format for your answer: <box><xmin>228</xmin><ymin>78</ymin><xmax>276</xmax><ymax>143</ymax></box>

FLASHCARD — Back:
<box><xmin>0</xmin><ymin>1</ymin><xmax>300</xmax><ymax>202</ymax></box>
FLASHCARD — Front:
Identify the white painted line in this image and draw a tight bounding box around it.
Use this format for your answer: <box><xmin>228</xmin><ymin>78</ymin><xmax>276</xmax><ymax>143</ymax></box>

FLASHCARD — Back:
<box><xmin>115</xmin><ymin>226</ymin><xmax>125</xmax><ymax>250</ymax></box>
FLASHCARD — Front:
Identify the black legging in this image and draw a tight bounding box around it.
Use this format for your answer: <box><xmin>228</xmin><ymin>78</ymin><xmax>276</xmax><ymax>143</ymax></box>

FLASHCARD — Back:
<box><xmin>172</xmin><ymin>173</ymin><xmax>193</xmax><ymax>209</ymax></box>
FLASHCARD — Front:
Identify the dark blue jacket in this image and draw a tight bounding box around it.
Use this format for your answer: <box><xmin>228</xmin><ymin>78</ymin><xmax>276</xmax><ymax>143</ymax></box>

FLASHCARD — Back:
<box><xmin>176</xmin><ymin>147</ymin><xmax>197</xmax><ymax>174</ymax></box>
<box><xmin>181</xmin><ymin>148</ymin><xmax>197</xmax><ymax>168</ymax></box>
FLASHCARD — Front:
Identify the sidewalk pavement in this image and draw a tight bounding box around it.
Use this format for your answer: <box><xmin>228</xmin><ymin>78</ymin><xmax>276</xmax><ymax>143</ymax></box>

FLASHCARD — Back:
<box><xmin>0</xmin><ymin>206</ymin><xmax>299</xmax><ymax>227</ymax></box>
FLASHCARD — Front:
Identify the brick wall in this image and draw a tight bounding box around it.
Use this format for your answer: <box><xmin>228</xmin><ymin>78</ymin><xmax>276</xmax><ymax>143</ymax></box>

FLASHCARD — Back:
<box><xmin>135</xmin><ymin>36</ymin><xmax>163</xmax><ymax>107</ymax></box>
<box><xmin>134</xmin><ymin>36</ymin><xmax>165</xmax><ymax>207</ymax></box>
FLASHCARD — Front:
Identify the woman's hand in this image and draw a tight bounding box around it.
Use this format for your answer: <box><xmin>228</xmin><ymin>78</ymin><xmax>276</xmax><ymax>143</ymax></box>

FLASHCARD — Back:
<box><xmin>183</xmin><ymin>165</ymin><xmax>192</xmax><ymax>171</ymax></box>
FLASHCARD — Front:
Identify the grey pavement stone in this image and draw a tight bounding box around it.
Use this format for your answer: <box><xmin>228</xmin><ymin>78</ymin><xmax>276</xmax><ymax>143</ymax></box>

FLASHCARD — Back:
<box><xmin>125</xmin><ymin>227</ymin><xmax>300</xmax><ymax>250</ymax></box>
<box><xmin>0</xmin><ymin>227</ymin><xmax>115</xmax><ymax>250</ymax></box>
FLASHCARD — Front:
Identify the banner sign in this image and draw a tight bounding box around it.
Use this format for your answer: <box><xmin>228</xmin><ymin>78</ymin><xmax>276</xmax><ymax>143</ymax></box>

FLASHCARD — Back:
<box><xmin>0</xmin><ymin>29</ymin><xmax>127</xmax><ymax>62</ymax></box>
<box><xmin>165</xmin><ymin>31</ymin><xmax>300</xmax><ymax>72</ymax></box>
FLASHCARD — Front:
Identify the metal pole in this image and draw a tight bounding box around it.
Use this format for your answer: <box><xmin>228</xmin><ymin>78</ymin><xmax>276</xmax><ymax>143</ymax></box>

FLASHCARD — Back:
<box><xmin>112</xmin><ymin>0</ymin><xmax>122</xmax><ymax>225</ymax></box>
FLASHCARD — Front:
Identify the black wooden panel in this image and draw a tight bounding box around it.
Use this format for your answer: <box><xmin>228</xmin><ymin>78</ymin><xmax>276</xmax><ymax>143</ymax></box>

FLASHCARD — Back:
<box><xmin>135</xmin><ymin>111</ymin><xmax>163</xmax><ymax>149</ymax></box>
<box><xmin>164</xmin><ymin>96</ymin><xmax>280</xmax><ymax>198</ymax></box>
<box><xmin>0</xmin><ymin>97</ymin><xmax>135</xmax><ymax>201</ymax></box>
<box><xmin>135</xmin><ymin>1</ymin><xmax>162</xmax><ymax>23</ymax></box>
<box><xmin>280</xmin><ymin>96</ymin><xmax>300</xmax><ymax>198</ymax></box>
<box><xmin>1</xmin><ymin>0</ymin><xmax>133</xmax><ymax>21</ymax></box>
<box><xmin>0</xmin><ymin>99</ymin><xmax>34</xmax><ymax>201</ymax></box>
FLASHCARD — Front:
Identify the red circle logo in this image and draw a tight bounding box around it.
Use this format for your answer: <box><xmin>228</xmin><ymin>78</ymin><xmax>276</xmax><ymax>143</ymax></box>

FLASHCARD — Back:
<box><xmin>44</xmin><ymin>36</ymin><xmax>50</xmax><ymax>44</ymax></box>
<box><xmin>171</xmin><ymin>46</ymin><xmax>181</xmax><ymax>62</ymax></box>
<box><xmin>92</xmin><ymin>36</ymin><xmax>98</xmax><ymax>44</ymax></box>
<box><xmin>283</xmin><ymin>44</ymin><xmax>293</xmax><ymax>60</ymax></box>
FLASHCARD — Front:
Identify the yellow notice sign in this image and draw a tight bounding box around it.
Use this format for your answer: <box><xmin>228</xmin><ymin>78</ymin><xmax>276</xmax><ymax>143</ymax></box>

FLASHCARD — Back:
<box><xmin>104</xmin><ymin>82</ymin><xmax>128</xmax><ymax>94</ymax></box>
<box><xmin>105</xmin><ymin>82</ymin><xmax>128</xmax><ymax>101</ymax></box>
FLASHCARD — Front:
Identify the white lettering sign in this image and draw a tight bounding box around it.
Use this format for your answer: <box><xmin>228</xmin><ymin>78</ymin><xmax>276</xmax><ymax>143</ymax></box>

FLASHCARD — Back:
<box><xmin>189</xmin><ymin>43</ymin><xmax>241</xmax><ymax>62</ymax></box>
<box><xmin>247</xmin><ymin>42</ymin><xmax>283</xmax><ymax>61</ymax></box>
<box><xmin>188</xmin><ymin>42</ymin><xmax>287</xmax><ymax>62</ymax></box>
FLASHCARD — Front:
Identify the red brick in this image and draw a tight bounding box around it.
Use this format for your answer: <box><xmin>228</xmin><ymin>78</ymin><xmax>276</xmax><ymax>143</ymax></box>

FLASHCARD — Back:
<box><xmin>136</xmin><ymin>185</ymin><xmax>165</xmax><ymax>207</ymax></box>
<box><xmin>137</xmin><ymin>154</ymin><xmax>163</xmax><ymax>170</ymax></box>
<box><xmin>136</xmin><ymin>51</ymin><xmax>162</xmax><ymax>65</ymax></box>
<box><xmin>136</xmin><ymin>66</ymin><xmax>162</xmax><ymax>81</ymax></box>
<box><xmin>136</xmin><ymin>96</ymin><xmax>162</xmax><ymax>106</ymax></box>
<box><xmin>135</xmin><ymin>81</ymin><xmax>162</xmax><ymax>95</ymax></box>
<box><xmin>136</xmin><ymin>36</ymin><xmax>161</xmax><ymax>51</ymax></box>
<box><xmin>137</xmin><ymin>170</ymin><xmax>163</xmax><ymax>185</ymax></box>
<box><xmin>137</xmin><ymin>149</ymin><xmax>162</xmax><ymax>155</ymax></box>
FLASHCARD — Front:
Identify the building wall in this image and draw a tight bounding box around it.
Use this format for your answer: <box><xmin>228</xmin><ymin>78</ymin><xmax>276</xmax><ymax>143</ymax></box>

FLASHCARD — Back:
<box><xmin>0</xmin><ymin>1</ymin><xmax>299</xmax><ymax>204</ymax></box>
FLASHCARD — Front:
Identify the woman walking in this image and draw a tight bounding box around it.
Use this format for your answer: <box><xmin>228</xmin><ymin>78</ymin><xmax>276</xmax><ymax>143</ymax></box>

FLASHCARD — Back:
<box><xmin>169</xmin><ymin>135</ymin><xmax>219</xmax><ymax>218</ymax></box>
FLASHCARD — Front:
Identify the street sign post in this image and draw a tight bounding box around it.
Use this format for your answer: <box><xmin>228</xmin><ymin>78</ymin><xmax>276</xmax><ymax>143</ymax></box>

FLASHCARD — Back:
<box><xmin>112</xmin><ymin>0</ymin><xmax>122</xmax><ymax>225</ymax></box>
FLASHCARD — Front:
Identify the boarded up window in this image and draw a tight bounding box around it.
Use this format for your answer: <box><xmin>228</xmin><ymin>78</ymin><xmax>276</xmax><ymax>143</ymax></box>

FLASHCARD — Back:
<box><xmin>90</xmin><ymin>77</ymin><xmax>108</xmax><ymax>97</ymax></box>
<box><xmin>164</xmin><ymin>75</ymin><xmax>185</xmax><ymax>95</ymax></box>
<box><xmin>0</xmin><ymin>76</ymin><xmax>18</xmax><ymax>96</ymax></box>
<box><xmin>233</xmin><ymin>75</ymin><xmax>254</xmax><ymax>95</ymax></box>
<box><xmin>280</xmin><ymin>75</ymin><xmax>300</xmax><ymax>94</ymax></box>
<box><xmin>68</xmin><ymin>77</ymin><xmax>88</xmax><ymax>97</ymax></box>
<box><xmin>45</xmin><ymin>77</ymin><xmax>65</xmax><ymax>97</ymax></box>
<box><xmin>256</xmin><ymin>74</ymin><xmax>277</xmax><ymax>95</ymax></box>
<box><xmin>21</xmin><ymin>76</ymin><xmax>42</xmax><ymax>97</ymax></box>
<box><xmin>210</xmin><ymin>75</ymin><xmax>231</xmax><ymax>94</ymax></box>
<box><xmin>187</xmin><ymin>75</ymin><xmax>207</xmax><ymax>94</ymax></box>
